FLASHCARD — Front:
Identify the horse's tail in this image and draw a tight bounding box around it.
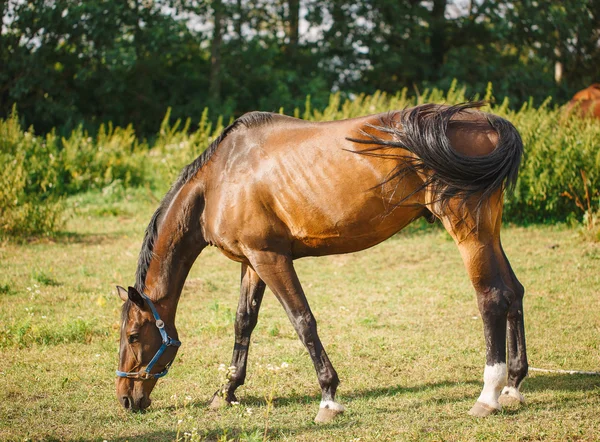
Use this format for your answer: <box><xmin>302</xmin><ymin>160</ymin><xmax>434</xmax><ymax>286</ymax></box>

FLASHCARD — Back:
<box><xmin>350</xmin><ymin>101</ymin><xmax>523</xmax><ymax>214</ymax></box>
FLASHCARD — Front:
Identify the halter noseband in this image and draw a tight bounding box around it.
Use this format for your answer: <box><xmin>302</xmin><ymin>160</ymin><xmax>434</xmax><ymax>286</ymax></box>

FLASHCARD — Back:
<box><xmin>116</xmin><ymin>293</ymin><xmax>181</xmax><ymax>380</ymax></box>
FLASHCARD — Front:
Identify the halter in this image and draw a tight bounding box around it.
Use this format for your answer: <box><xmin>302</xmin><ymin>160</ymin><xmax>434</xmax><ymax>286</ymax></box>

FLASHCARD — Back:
<box><xmin>116</xmin><ymin>293</ymin><xmax>181</xmax><ymax>380</ymax></box>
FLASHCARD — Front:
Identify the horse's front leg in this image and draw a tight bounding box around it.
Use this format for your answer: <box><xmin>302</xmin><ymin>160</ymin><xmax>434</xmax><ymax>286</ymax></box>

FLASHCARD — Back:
<box><xmin>211</xmin><ymin>263</ymin><xmax>266</xmax><ymax>407</ymax></box>
<box><xmin>248</xmin><ymin>251</ymin><xmax>343</xmax><ymax>424</ymax></box>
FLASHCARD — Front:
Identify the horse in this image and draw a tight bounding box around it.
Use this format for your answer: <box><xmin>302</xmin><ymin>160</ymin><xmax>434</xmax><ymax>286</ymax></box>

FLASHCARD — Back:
<box><xmin>571</xmin><ymin>83</ymin><xmax>600</xmax><ymax>101</ymax></box>
<box><xmin>565</xmin><ymin>84</ymin><xmax>600</xmax><ymax>120</ymax></box>
<box><xmin>115</xmin><ymin>102</ymin><xmax>528</xmax><ymax>423</ymax></box>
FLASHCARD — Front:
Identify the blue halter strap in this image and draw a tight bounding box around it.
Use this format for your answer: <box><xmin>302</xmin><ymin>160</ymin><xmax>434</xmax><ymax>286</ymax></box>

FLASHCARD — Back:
<box><xmin>116</xmin><ymin>293</ymin><xmax>181</xmax><ymax>380</ymax></box>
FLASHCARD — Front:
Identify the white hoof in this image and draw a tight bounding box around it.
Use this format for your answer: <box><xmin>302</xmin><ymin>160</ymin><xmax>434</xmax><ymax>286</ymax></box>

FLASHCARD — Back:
<box><xmin>498</xmin><ymin>386</ymin><xmax>525</xmax><ymax>406</ymax></box>
<box><xmin>315</xmin><ymin>401</ymin><xmax>345</xmax><ymax>423</ymax></box>
<box><xmin>468</xmin><ymin>401</ymin><xmax>501</xmax><ymax>417</ymax></box>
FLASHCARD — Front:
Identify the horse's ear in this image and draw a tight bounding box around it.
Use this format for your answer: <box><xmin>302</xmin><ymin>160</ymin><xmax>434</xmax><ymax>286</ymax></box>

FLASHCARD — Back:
<box><xmin>127</xmin><ymin>286</ymin><xmax>146</xmax><ymax>309</ymax></box>
<box><xmin>116</xmin><ymin>286</ymin><xmax>128</xmax><ymax>302</ymax></box>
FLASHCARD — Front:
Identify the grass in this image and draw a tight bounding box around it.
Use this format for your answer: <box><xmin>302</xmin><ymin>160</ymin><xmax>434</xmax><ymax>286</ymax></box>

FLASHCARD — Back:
<box><xmin>0</xmin><ymin>192</ymin><xmax>599</xmax><ymax>441</ymax></box>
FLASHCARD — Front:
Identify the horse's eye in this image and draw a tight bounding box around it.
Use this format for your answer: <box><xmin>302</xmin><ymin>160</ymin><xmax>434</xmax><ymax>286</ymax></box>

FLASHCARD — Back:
<box><xmin>128</xmin><ymin>334</ymin><xmax>139</xmax><ymax>344</ymax></box>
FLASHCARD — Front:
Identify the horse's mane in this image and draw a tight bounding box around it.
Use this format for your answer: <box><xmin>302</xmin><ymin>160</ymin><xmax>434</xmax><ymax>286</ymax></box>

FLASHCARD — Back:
<box><xmin>134</xmin><ymin>111</ymin><xmax>274</xmax><ymax>293</ymax></box>
<box><xmin>348</xmin><ymin>102</ymin><xmax>523</xmax><ymax>217</ymax></box>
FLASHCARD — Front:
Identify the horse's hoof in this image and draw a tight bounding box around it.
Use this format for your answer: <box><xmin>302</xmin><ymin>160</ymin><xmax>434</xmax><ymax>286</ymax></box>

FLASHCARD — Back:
<box><xmin>314</xmin><ymin>401</ymin><xmax>345</xmax><ymax>423</ymax></box>
<box><xmin>468</xmin><ymin>401</ymin><xmax>500</xmax><ymax>417</ymax></box>
<box><xmin>209</xmin><ymin>393</ymin><xmax>229</xmax><ymax>409</ymax></box>
<box><xmin>498</xmin><ymin>386</ymin><xmax>525</xmax><ymax>407</ymax></box>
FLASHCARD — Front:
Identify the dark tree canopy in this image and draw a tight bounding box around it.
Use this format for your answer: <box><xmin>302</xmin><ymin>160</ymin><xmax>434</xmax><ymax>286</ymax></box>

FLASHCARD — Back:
<box><xmin>1</xmin><ymin>0</ymin><xmax>598</xmax><ymax>136</ymax></box>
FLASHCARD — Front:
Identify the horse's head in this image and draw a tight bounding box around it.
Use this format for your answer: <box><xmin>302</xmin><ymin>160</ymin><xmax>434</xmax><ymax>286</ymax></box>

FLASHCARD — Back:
<box><xmin>115</xmin><ymin>286</ymin><xmax>180</xmax><ymax>411</ymax></box>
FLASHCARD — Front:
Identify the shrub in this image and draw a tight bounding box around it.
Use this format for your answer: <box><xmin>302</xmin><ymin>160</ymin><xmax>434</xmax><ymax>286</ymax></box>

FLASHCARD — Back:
<box><xmin>2</xmin><ymin>83</ymin><xmax>600</xmax><ymax>238</ymax></box>
<box><xmin>0</xmin><ymin>109</ymin><xmax>64</xmax><ymax>238</ymax></box>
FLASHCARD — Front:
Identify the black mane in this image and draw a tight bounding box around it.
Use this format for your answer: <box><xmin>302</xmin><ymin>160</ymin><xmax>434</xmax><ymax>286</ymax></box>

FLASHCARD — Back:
<box><xmin>134</xmin><ymin>111</ymin><xmax>274</xmax><ymax>293</ymax></box>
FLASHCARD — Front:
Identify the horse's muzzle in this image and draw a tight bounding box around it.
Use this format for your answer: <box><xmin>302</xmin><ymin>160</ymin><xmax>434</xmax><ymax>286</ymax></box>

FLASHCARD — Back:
<box><xmin>120</xmin><ymin>394</ymin><xmax>151</xmax><ymax>411</ymax></box>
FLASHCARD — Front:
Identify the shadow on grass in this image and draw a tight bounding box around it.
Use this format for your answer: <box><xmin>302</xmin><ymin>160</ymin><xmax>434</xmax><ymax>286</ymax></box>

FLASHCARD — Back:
<box><xmin>197</xmin><ymin>379</ymin><xmax>483</xmax><ymax>410</ymax></box>
<box><xmin>192</xmin><ymin>373</ymin><xmax>600</xmax><ymax>411</ymax></box>
<box><xmin>524</xmin><ymin>372</ymin><xmax>600</xmax><ymax>393</ymax></box>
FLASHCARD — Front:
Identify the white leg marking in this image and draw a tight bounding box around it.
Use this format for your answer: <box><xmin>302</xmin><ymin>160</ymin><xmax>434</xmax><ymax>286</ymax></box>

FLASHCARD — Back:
<box><xmin>477</xmin><ymin>363</ymin><xmax>507</xmax><ymax>410</ymax></box>
<box><xmin>319</xmin><ymin>400</ymin><xmax>345</xmax><ymax>412</ymax></box>
<box><xmin>501</xmin><ymin>385</ymin><xmax>525</xmax><ymax>402</ymax></box>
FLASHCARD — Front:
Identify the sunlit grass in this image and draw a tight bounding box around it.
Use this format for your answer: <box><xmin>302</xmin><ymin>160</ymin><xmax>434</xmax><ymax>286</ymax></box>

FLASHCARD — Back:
<box><xmin>0</xmin><ymin>193</ymin><xmax>599</xmax><ymax>441</ymax></box>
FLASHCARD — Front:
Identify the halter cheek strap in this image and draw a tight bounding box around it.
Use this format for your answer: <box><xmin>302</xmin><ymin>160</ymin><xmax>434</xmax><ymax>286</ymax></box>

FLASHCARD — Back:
<box><xmin>116</xmin><ymin>293</ymin><xmax>181</xmax><ymax>380</ymax></box>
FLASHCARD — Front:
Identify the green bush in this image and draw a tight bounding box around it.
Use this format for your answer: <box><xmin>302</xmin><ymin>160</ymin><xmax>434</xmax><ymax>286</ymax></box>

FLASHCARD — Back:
<box><xmin>0</xmin><ymin>109</ymin><xmax>64</xmax><ymax>237</ymax></box>
<box><xmin>501</xmin><ymin>99</ymin><xmax>600</xmax><ymax>223</ymax></box>
<box><xmin>1</xmin><ymin>84</ymin><xmax>600</xmax><ymax>238</ymax></box>
<box><xmin>0</xmin><ymin>108</ymin><xmax>153</xmax><ymax>238</ymax></box>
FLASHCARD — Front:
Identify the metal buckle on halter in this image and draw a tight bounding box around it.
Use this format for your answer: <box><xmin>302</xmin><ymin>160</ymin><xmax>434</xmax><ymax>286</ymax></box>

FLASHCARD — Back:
<box><xmin>155</xmin><ymin>319</ymin><xmax>165</xmax><ymax>329</ymax></box>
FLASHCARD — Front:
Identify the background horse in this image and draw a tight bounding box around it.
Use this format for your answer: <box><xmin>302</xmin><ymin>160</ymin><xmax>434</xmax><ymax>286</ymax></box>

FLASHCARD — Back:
<box><xmin>565</xmin><ymin>83</ymin><xmax>600</xmax><ymax>119</ymax></box>
<box><xmin>115</xmin><ymin>102</ymin><xmax>527</xmax><ymax>422</ymax></box>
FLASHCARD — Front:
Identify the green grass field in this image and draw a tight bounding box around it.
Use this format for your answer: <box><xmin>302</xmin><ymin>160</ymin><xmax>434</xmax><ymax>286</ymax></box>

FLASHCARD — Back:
<box><xmin>1</xmin><ymin>191</ymin><xmax>599</xmax><ymax>441</ymax></box>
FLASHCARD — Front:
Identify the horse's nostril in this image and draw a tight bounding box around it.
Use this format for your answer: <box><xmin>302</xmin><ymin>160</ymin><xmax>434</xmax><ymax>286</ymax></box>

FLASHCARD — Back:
<box><xmin>122</xmin><ymin>396</ymin><xmax>131</xmax><ymax>409</ymax></box>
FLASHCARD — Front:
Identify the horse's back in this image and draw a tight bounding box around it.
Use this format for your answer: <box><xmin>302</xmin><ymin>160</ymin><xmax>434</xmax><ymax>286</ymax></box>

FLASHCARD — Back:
<box><xmin>200</xmin><ymin>106</ymin><xmax>508</xmax><ymax>260</ymax></box>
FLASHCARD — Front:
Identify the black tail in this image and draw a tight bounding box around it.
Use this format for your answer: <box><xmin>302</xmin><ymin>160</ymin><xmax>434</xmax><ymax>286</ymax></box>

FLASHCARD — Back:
<box><xmin>349</xmin><ymin>101</ymin><xmax>523</xmax><ymax>215</ymax></box>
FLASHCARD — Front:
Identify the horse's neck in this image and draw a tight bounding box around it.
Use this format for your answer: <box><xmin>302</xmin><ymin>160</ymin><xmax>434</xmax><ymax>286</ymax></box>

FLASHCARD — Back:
<box><xmin>144</xmin><ymin>183</ymin><xmax>206</xmax><ymax>322</ymax></box>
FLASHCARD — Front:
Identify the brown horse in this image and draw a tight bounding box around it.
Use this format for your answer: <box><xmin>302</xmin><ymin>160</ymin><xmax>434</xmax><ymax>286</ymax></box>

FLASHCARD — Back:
<box><xmin>565</xmin><ymin>84</ymin><xmax>600</xmax><ymax>119</ymax></box>
<box><xmin>115</xmin><ymin>102</ymin><xmax>528</xmax><ymax>422</ymax></box>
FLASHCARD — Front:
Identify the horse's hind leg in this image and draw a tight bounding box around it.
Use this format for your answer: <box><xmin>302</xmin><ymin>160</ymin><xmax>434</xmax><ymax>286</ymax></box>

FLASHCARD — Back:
<box><xmin>442</xmin><ymin>209</ymin><xmax>515</xmax><ymax>417</ymax></box>
<box><xmin>498</xmin><ymin>247</ymin><xmax>528</xmax><ymax>407</ymax></box>
<box><xmin>210</xmin><ymin>263</ymin><xmax>266</xmax><ymax>407</ymax></box>
<box><xmin>248</xmin><ymin>251</ymin><xmax>342</xmax><ymax>424</ymax></box>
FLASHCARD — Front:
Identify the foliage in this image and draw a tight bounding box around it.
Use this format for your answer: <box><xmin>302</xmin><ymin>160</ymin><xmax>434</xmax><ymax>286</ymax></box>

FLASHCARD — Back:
<box><xmin>0</xmin><ymin>108</ymin><xmax>64</xmax><ymax>237</ymax></box>
<box><xmin>504</xmin><ymin>101</ymin><xmax>600</xmax><ymax>224</ymax></box>
<box><xmin>0</xmin><ymin>107</ymin><xmax>148</xmax><ymax>238</ymax></box>
<box><xmin>1</xmin><ymin>84</ymin><xmax>600</xmax><ymax>239</ymax></box>
<box><xmin>1</xmin><ymin>1</ymin><xmax>599</xmax><ymax>137</ymax></box>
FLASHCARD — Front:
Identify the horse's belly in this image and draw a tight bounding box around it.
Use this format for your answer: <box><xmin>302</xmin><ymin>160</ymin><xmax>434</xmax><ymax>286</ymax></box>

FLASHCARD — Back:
<box><xmin>287</xmin><ymin>203</ymin><xmax>423</xmax><ymax>258</ymax></box>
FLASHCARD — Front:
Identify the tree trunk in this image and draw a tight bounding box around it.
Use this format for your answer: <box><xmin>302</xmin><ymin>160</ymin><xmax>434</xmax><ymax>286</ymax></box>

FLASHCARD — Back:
<box><xmin>288</xmin><ymin>0</ymin><xmax>300</xmax><ymax>55</ymax></box>
<box><xmin>209</xmin><ymin>0</ymin><xmax>224</xmax><ymax>104</ymax></box>
<box><xmin>235</xmin><ymin>0</ymin><xmax>243</xmax><ymax>40</ymax></box>
<box><xmin>554</xmin><ymin>46</ymin><xmax>563</xmax><ymax>84</ymax></box>
<box><xmin>430</xmin><ymin>0</ymin><xmax>447</xmax><ymax>75</ymax></box>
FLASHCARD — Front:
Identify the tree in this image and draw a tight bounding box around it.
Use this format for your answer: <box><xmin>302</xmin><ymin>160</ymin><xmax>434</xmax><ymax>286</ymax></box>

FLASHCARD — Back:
<box><xmin>209</xmin><ymin>0</ymin><xmax>224</xmax><ymax>105</ymax></box>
